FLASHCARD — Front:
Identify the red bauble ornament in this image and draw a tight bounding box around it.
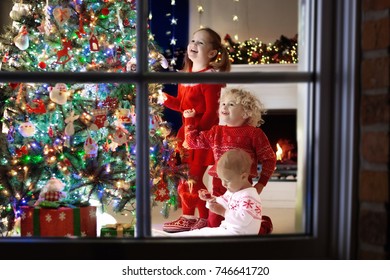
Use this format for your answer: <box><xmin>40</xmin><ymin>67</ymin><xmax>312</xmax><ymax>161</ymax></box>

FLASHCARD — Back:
<box><xmin>123</xmin><ymin>19</ymin><xmax>130</xmax><ymax>27</ymax></box>
<box><xmin>101</xmin><ymin>8</ymin><xmax>109</xmax><ymax>16</ymax></box>
<box><xmin>9</xmin><ymin>83</ymin><xmax>19</xmax><ymax>89</ymax></box>
<box><xmin>38</xmin><ymin>61</ymin><xmax>47</xmax><ymax>69</ymax></box>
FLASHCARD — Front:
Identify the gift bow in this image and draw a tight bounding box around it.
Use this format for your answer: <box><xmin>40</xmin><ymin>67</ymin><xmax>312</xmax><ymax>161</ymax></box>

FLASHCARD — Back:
<box><xmin>104</xmin><ymin>223</ymin><xmax>133</xmax><ymax>237</ymax></box>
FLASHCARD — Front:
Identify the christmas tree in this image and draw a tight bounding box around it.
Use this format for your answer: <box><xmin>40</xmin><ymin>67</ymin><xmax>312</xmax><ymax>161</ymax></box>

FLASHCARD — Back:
<box><xmin>0</xmin><ymin>0</ymin><xmax>186</xmax><ymax>236</ymax></box>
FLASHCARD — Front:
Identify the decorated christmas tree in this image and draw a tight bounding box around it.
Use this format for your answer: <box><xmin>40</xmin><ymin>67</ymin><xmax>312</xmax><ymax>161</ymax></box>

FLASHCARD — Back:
<box><xmin>0</xmin><ymin>0</ymin><xmax>186</xmax><ymax>236</ymax></box>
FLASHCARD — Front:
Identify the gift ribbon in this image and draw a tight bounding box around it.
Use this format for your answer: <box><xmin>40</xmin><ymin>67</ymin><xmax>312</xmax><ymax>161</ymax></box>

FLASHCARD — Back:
<box><xmin>73</xmin><ymin>207</ymin><xmax>81</xmax><ymax>236</ymax></box>
<box><xmin>104</xmin><ymin>223</ymin><xmax>132</xmax><ymax>237</ymax></box>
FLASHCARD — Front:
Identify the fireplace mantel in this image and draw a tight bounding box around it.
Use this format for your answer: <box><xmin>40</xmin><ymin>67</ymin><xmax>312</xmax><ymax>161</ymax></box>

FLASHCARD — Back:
<box><xmin>225</xmin><ymin>64</ymin><xmax>298</xmax><ymax>110</ymax></box>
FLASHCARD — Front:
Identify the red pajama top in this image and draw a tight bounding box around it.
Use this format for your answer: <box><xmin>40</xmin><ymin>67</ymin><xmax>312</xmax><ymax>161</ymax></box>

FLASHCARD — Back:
<box><xmin>163</xmin><ymin>67</ymin><xmax>222</xmax><ymax>165</ymax></box>
<box><xmin>185</xmin><ymin>122</ymin><xmax>277</xmax><ymax>186</ymax></box>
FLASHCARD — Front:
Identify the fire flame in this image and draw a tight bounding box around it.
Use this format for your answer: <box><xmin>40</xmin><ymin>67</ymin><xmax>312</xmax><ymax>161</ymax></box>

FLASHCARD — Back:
<box><xmin>276</xmin><ymin>143</ymin><xmax>283</xmax><ymax>161</ymax></box>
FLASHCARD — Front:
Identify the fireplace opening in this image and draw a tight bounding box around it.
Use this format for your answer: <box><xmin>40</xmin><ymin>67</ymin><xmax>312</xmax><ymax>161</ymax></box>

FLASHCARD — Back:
<box><xmin>261</xmin><ymin>109</ymin><xmax>297</xmax><ymax>181</ymax></box>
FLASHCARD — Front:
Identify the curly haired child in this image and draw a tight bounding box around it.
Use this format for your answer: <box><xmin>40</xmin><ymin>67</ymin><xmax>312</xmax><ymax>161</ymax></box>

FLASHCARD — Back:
<box><xmin>183</xmin><ymin>88</ymin><xmax>276</xmax><ymax>233</ymax></box>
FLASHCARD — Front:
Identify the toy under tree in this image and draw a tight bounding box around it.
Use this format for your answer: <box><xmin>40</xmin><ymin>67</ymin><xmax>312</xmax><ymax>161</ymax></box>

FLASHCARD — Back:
<box><xmin>0</xmin><ymin>0</ymin><xmax>186</xmax><ymax>237</ymax></box>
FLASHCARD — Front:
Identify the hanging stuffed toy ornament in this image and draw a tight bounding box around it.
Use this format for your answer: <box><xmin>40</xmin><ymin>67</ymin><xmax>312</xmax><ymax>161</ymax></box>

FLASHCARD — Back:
<box><xmin>115</xmin><ymin>108</ymin><xmax>131</xmax><ymax>124</ymax></box>
<box><xmin>64</xmin><ymin>111</ymin><xmax>79</xmax><ymax>136</ymax></box>
<box><xmin>84</xmin><ymin>136</ymin><xmax>98</xmax><ymax>158</ymax></box>
<box><xmin>14</xmin><ymin>25</ymin><xmax>29</xmax><ymax>51</ymax></box>
<box><xmin>158</xmin><ymin>53</ymin><xmax>169</xmax><ymax>69</ymax></box>
<box><xmin>49</xmin><ymin>83</ymin><xmax>69</xmax><ymax>105</ymax></box>
<box><xmin>53</xmin><ymin>7</ymin><xmax>72</xmax><ymax>26</ymax></box>
<box><xmin>102</xmin><ymin>96</ymin><xmax>119</xmax><ymax>111</ymax></box>
<box><xmin>35</xmin><ymin>177</ymin><xmax>66</xmax><ymax>205</ymax></box>
<box><xmin>89</xmin><ymin>108</ymin><xmax>109</xmax><ymax>130</ymax></box>
<box><xmin>15</xmin><ymin>145</ymin><xmax>28</xmax><ymax>158</ymax></box>
<box><xmin>150</xmin><ymin>115</ymin><xmax>163</xmax><ymax>130</ymax></box>
<box><xmin>116</xmin><ymin>7</ymin><xmax>125</xmax><ymax>35</ymax></box>
<box><xmin>130</xmin><ymin>105</ymin><xmax>136</xmax><ymax>125</ymax></box>
<box><xmin>112</xmin><ymin>128</ymin><xmax>128</xmax><ymax>146</ymax></box>
<box><xmin>26</xmin><ymin>99</ymin><xmax>46</xmax><ymax>114</ymax></box>
<box><xmin>9</xmin><ymin>3</ymin><xmax>30</xmax><ymax>21</ymax></box>
<box><xmin>154</xmin><ymin>180</ymin><xmax>170</xmax><ymax>202</ymax></box>
<box><xmin>109</xmin><ymin>126</ymin><xmax>129</xmax><ymax>151</ymax></box>
<box><xmin>126</xmin><ymin>57</ymin><xmax>137</xmax><ymax>72</ymax></box>
<box><xmin>18</xmin><ymin>120</ymin><xmax>36</xmax><ymax>137</ymax></box>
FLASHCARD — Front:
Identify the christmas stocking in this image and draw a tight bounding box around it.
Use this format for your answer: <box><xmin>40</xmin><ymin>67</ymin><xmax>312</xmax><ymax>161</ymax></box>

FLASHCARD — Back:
<box><xmin>90</xmin><ymin>108</ymin><xmax>108</xmax><ymax>130</ymax></box>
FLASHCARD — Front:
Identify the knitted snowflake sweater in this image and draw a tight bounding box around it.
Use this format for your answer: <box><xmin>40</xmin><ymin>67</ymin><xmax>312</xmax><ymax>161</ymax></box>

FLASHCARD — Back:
<box><xmin>185</xmin><ymin>121</ymin><xmax>277</xmax><ymax>186</ymax></box>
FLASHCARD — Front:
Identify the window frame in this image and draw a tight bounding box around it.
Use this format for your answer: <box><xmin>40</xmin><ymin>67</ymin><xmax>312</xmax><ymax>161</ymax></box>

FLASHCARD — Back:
<box><xmin>0</xmin><ymin>0</ymin><xmax>358</xmax><ymax>259</ymax></box>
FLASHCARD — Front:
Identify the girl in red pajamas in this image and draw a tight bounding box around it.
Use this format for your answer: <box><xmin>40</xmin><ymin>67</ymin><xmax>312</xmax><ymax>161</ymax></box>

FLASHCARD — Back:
<box><xmin>160</xmin><ymin>27</ymin><xmax>231</xmax><ymax>233</ymax></box>
<box><xmin>183</xmin><ymin>88</ymin><xmax>277</xmax><ymax>233</ymax></box>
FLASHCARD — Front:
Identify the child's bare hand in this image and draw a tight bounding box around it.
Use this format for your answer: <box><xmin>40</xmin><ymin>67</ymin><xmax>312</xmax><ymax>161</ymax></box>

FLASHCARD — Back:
<box><xmin>182</xmin><ymin>140</ymin><xmax>189</xmax><ymax>149</ymax></box>
<box><xmin>198</xmin><ymin>189</ymin><xmax>215</xmax><ymax>202</ymax></box>
<box><xmin>208</xmin><ymin>201</ymin><xmax>225</xmax><ymax>216</ymax></box>
<box><xmin>187</xmin><ymin>179</ymin><xmax>196</xmax><ymax>193</ymax></box>
<box><xmin>157</xmin><ymin>90</ymin><xmax>167</xmax><ymax>104</ymax></box>
<box><xmin>183</xmin><ymin>109</ymin><xmax>196</xmax><ymax>118</ymax></box>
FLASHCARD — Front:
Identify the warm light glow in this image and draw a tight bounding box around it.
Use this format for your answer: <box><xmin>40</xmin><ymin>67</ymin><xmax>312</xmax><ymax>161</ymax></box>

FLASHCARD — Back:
<box><xmin>276</xmin><ymin>143</ymin><xmax>283</xmax><ymax>161</ymax></box>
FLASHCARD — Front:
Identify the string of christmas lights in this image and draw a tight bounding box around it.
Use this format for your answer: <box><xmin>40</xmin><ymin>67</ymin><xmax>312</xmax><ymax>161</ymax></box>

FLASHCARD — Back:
<box><xmin>194</xmin><ymin>0</ymin><xmax>298</xmax><ymax>64</ymax></box>
<box><xmin>224</xmin><ymin>34</ymin><xmax>298</xmax><ymax>64</ymax></box>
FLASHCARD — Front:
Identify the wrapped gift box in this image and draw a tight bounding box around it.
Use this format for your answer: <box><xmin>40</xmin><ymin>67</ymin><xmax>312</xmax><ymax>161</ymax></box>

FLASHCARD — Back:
<box><xmin>20</xmin><ymin>206</ymin><xmax>97</xmax><ymax>237</ymax></box>
<box><xmin>100</xmin><ymin>223</ymin><xmax>134</xmax><ymax>238</ymax></box>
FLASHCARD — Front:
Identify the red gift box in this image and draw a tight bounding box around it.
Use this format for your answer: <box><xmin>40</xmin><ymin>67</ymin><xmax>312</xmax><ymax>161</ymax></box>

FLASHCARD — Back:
<box><xmin>20</xmin><ymin>206</ymin><xmax>97</xmax><ymax>237</ymax></box>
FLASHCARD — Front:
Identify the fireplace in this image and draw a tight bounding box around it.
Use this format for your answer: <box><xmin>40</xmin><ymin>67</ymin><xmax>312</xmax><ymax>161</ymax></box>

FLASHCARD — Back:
<box><xmin>261</xmin><ymin>109</ymin><xmax>297</xmax><ymax>181</ymax></box>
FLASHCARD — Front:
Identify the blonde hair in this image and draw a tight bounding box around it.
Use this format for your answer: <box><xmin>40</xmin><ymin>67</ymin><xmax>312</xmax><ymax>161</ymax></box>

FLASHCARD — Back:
<box><xmin>216</xmin><ymin>149</ymin><xmax>252</xmax><ymax>177</ymax></box>
<box><xmin>183</xmin><ymin>27</ymin><xmax>231</xmax><ymax>72</ymax></box>
<box><xmin>221</xmin><ymin>88</ymin><xmax>266</xmax><ymax>127</ymax></box>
